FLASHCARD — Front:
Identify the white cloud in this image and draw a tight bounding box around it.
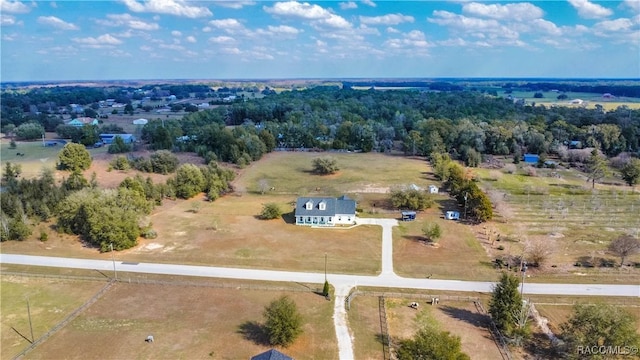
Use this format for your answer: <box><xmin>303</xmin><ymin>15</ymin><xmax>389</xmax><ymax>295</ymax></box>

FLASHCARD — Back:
<box><xmin>202</xmin><ymin>26</ymin><xmax>212</xmax><ymax>32</ymax></box>
<box><xmin>98</xmin><ymin>14</ymin><xmax>159</xmax><ymax>31</ymax></box>
<box><xmin>185</xmin><ymin>35</ymin><xmax>196</xmax><ymax>43</ymax></box>
<box><xmin>386</xmin><ymin>26</ymin><xmax>400</xmax><ymax>33</ymax></box>
<box><xmin>208</xmin><ymin>35</ymin><xmax>236</xmax><ymax>44</ymax></box>
<box><xmin>121</xmin><ymin>0</ymin><xmax>212</xmax><ymax>18</ymax></box>
<box><xmin>50</xmin><ymin>1</ymin><xmax>57</xmax><ymax>8</ymax></box>
<box><xmin>0</xmin><ymin>0</ymin><xmax>30</xmax><ymax>13</ymax></box>
<box><xmin>267</xmin><ymin>25</ymin><xmax>300</xmax><ymax>35</ymax></box>
<box><xmin>567</xmin><ymin>0</ymin><xmax>613</xmax><ymax>19</ymax></box>
<box><xmin>37</xmin><ymin>16</ymin><xmax>79</xmax><ymax>30</ymax></box>
<box><xmin>215</xmin><ymin>1</ymin><xmax>256</xmax><ymax>9</ymax></box>
<box><xmin>462</xmin><ymin>2</ymin><xmax>544</xmax><ymax>21</ymax></box>
<box><xmin>429</xmin><ymin>10</ymin><xmax>524</xmax><ymax>46</ymax></box>
<box><xmin>0</xmin><ymin>14</ymin><xmax>22</xmax><ymax>26</ymax></box>
<box><xmin>361</xmin><ymin>0</ymin><xmax>376</xmax><ymax>7</ymax></box>
<box><xmin>264</xmin><ymin>1</ymin><xmax>352</xmax><ymax>29</ymax></box>
<box><xmin>594</xmin><ymin>18</ymin><xmax>634</xmax><ymax>32</ymax></box>
<box><xmin>2</xmin><ymin>32</ymin><xmax>18</xmax><ymax>40</ymax></box>
<box><xmin>171</xmin><ymin>30</ymin><xmax>182</xmax><ymax>36</ymax></box>
<box><xmin>208</xmin><ymin>18</ymin><xmax>245</xmax><ymax>33</ymax></box>
<box><xmin>339</xmin><ymin>1</ymin><xmax>357</xmax><ymax>10</ymax></box>
<box><xmin>383</xmin><ymin>30</ymin><xmax>430</xmax><ymax>55</ymax></box>
<box><xmin>159</xmin><ymin>43</ymin><xmax>185</xmax><ymax>51</ymax></box>
<box><xmin>359</xmin><ymin>13</ymin><xmax>414</xmax><ymax>25</ymax></box>
<box><xmin>624</xmin><ymin>0</ymin><xmax>640</xmax><ymax>12</ymax></box>
<box><xmin>530</xmin><ymin>19</ymin><xmax>562</xmax><ymax>36</ymax></box>
<box><xmin>72</xmin><ymin>34</ymin><xmax>122</xmax><ymax>46</ymax></box>
<box><xmin>221</xmin><ymin>47</ymin><xmax>241</xmax><ymax>54</ymax></box>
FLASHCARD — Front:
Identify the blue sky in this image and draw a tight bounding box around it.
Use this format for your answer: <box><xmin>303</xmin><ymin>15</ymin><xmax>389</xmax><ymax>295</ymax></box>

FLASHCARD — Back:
<box><xmin>1</xmin><ymin>0</ymin><xmax>639</xmax><ymax>81</ymax></box>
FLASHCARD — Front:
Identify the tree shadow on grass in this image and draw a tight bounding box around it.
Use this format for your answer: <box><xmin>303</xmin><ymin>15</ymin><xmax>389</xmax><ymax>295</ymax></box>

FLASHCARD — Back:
<box><xmin>440</xmin><ymin>305</ymin><xmax>490</xmax><ymax>329</ymax></box>
<box><xmin>237</xmin><ymin>321</ymin><xmax>270</xmax><ymax>346</ymax></box>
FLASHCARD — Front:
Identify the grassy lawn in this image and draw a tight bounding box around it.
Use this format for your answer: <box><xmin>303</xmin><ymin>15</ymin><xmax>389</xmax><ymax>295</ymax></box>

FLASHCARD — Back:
<box><xmin>234</xmin><ymin>152</ymin><xmax>436</xmax><ymax>195</ymax></box>
<box><xmin>0</xmin><ymin>139</ymin><xmax>109</xmax><ymax>179</ymax></box>
<box><xmin>25</xmin><ymin>282</ymin><xmax>336</xmax><ymax>360</ymax></box>
<box><xmin>0</xmin><ymin>276</ymin><xmax>106</xmax><ymax>359</ymax></box>
<box><xmin>349</xmin><ymin>295</ymin><xmax>502</xmax><ymax>360</ymax></box>
<box><xmin>393</xmin><ymin>206</ymin><xmax>498</xmax><ymax>281</ymax></box>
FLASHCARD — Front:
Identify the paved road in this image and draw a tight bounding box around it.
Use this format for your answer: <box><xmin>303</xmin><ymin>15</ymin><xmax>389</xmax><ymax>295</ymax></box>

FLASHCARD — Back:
<box><xmin>2</xmin><ymin>217</ymin><xmax>639</xmax><ymax>360</ymax></box>
<box><xmin>2</xmin><ymin>254</ymin><xmax>638</xmax><ymax>297</ymax></box>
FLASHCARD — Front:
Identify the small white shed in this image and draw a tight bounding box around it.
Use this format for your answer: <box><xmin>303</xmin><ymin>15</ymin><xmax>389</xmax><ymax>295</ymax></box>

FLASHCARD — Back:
<box><xmin>445</xmin><ymin>211</ymin><xmax>460</xmax><ymax>220</ymax></box>
<box><xmin>428</xmin><ymin>185</ymin><xmax>439</xmax><ymax>194</ymax></box>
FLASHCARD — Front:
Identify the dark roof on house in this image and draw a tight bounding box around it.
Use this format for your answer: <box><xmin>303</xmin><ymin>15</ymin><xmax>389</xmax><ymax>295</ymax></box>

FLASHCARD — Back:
<box><xmin>250</xmin><ymin>349</ymin><xmax>293</xmax><ymax>360</ymax></box>
<box><xmin>294</xmin><ymin>196</ymin><xmax>356</xmax><ymax>217</ymax></box>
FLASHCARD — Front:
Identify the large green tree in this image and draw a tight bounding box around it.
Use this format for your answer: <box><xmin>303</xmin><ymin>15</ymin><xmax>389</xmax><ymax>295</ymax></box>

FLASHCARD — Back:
<box><xmin>263</xmin><ymin>296</ymin><xmax>303</xmax><ymax>347</ymax></box>
<box><xmin>620</xmin><ymin>158</ymin><xmax>640</xmax><ymax>188</ymax></box>
<box><xmin>489</xmin><ymin>272</ymin><xmax>524</xmax><ymax>339</ymax></box>
<box><xmin>312</xmin><ymin>156</ymin><xmax>339</xmax><ymax>175</ymax></box>
<box><xmin>174</xmin><ymin>164</ymin><xmax>205</xmax><ymax>199</ymax></box>
<box><xmin>560</xmin><ymin>303</ymin><xmax>640</xmax><ymax>360</ymax></box>
<box><xmin>396</xmin><ymin>325</ymin><xmax>470</xmax><ymax>360</ymax></box>
<box><xmin>390</xmin><ymin>188</ymin><xmax>434</xmax><ymax>211</ymax></box>
<box><xmin>586</xmin><ymin>149</ymin><xmax>610</xmax><ymax>189</ymax></box>
<box><xmin>14</xmin><ymin>122</ymin><xmax>44</xmax><ymax>140</ymax></box>
<box><xmin>57</xmin><ymin>143</ymin><xmax>92</xmax><ymax>172</ymax></box>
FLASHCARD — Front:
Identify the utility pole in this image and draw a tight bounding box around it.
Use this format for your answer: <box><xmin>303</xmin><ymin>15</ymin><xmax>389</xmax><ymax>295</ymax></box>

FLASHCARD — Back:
<box><xmin>520</xmin><ymin>260</ymin><xmax>527</xmax><ymax>295</ymax></box>
<box><xmin>110</xmin><ymin>243</ymin><xmax>117</xmax><ymax>280</ymax></box>
<box><xmin>463</xmin><ymin>192</ymin><xmax>469</xmax><ymax>220</ymax></box>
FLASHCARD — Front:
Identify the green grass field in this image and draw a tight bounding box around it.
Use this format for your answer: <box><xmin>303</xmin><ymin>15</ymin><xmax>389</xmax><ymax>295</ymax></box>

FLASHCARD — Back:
<box><xmin>0</xmin><ymin>140</ymin><xmax>109</xmax><ymax>178</ymax></box>
<box><xmin>235</xmin><ymin>152</ymin><xmax>436</xmax><ymax>196</ymax></box>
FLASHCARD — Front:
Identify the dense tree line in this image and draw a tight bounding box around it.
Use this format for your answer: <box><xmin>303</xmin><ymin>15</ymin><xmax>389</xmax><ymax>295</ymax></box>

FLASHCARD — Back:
<box><xmin>432</xmin><ymin>153</ymin><xmax>493</xmax><ymax>222</ymax></box>
<box><xmin>166</xmin><ymin>86</ymin><xmax>639</xmax><ymax>160</ymax></box>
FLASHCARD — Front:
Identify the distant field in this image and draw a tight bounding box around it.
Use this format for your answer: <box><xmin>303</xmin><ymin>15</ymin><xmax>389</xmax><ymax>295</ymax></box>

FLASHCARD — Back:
<box><xmin>496</xmin><ymin>90</ymin><xmax>640</xmax><ymax>109</ymax></box>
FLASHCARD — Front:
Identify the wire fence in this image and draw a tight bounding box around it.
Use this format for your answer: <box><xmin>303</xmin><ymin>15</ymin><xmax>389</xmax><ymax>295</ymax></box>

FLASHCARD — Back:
<box><xmin>13</xmin><ymin>280</ymin><xmax>116</xmax><ymax>360</ymax></box>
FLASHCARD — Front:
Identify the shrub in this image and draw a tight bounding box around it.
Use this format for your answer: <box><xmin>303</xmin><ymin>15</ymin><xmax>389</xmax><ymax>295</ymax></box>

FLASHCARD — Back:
<box><xmin>57</xmin><ymin>143</ymin><xmax>92</xmax><ymax>172</ymax></box>
<box><xmin>150</xmin><ymin>150</ymin><xmax>179</xmax><ymax>174</ymax></box>
<box><xmin>108</xmin><ymin>136</ymin><xmax>132</xmax><ymax>154</ymax></box>
<box><xmin>110</xmin><ymin>156</ymin><xmax>130</xmax><ymax>171</ymax></box>
<box><xmin>260</xmin><ymin>203</ymin><xmax>283</xmax><ymax>220</ymax></box>
<box><xmin>312</xmin><ymin>156</ymin><xmax>339</xmax><ymax>175</ymax></box>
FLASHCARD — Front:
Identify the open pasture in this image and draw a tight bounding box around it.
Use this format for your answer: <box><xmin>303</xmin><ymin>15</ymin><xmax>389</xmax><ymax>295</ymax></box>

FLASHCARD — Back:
<box><xmin>234</xmin><ymin>152</ymin><xmax>436</xmax><ymax>196</ymax></box>
<box><xmin>0</xmin><ymin>139</ymin><xmax>108</xmax><ymax>179</ymax></box>
<box><xmin>0</xmin><ymin>276</ymin><xmax>106</xmax><ymax>360</ymax></box>
<box><xmin>14</xmin><ymin>281</ymin><xmax>336</xmax><ymax>360</ymax></box>
<box><xmin>392</xmin><ymin>206</ymin><xmax>498</xmax><ymax>281</ymax></box>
